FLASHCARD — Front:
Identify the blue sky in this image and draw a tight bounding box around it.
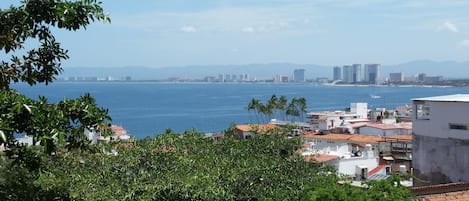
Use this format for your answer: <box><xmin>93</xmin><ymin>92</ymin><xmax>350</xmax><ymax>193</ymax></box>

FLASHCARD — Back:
<box><xmin>3</xmin><ymin>0</ymin><xmax>469</xmax><ymax>67</ymax></box>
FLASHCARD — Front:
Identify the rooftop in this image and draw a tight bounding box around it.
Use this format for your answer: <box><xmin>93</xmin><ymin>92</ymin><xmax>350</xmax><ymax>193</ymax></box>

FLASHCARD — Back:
<box><xmin>413</xmin><ymin>94</ymin><xmax>469</xmax><ymax>102</ymax></box>
<box><xmin>413</xmin><ymin>182</ymin><xmax>469</xmax><ymax>201</ymax></box>
<box><xmin>303</xmin><ymin>132</ymin><xmax>412</xmax><ymax>144</ymax></box>
<box><xmin>303</xmin><ymin>154</ymin><xmax>339</xmax><ymax>163</ymax></box>
<box><xmin>364</xmin><ymin>122</ymin><xmax>412</xmax><ymax>130</ymax></box>
<box><xmin>235</xmin><ymin>124</ymin><xmax>278</xmax><ymax>132</ymax></box>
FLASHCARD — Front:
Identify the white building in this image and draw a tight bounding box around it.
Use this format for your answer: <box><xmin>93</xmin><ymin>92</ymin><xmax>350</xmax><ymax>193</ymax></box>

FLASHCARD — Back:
<box><xmin>302</xmin><ymin>133</ymin><xmax>380</xmax><ymax>178</ymax></box>
<box><xmin>412</xmin><ymin>94</ymin><xmax>469</xmax><ymax>186</ymax></box>
<box><xmin>303</xmin><ymin>133</ymin><xmax>411</xmax><ymax>179</ymax></box>
<box><xmin>358</xmin><ymin>122</ymin><xmax>412</xmax><ymax>136</ymax></box>
<box><xmin>307</xmin><ymin>103</ymin><xmax>368</xmax><ymax>131</ymax></box>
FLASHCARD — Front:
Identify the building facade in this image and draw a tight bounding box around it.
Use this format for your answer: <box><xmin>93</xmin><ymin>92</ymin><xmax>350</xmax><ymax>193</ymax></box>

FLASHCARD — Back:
<box><xmin>412</xmin><ymin>94</ymin><xmax>469</xmax><ymax>186</ymax></box>
<box><xmin>343</xmin><ymin>65</ymin><xmax>353</xmax><ymax>83</ymax></box>
<box><xmin>352</xmin><ymin>64</ymin><xmax>362</xmax><ymax>83</ymax></box>
<box><xmin>364</xmin><ymin>64</ymin><xmax>380</xmax><ymax>84</ymax></box>
<box><xmin>333</xmin><ymin>66</ymin><xmax>342</xmax><ymax>81</ymax></box>
<box><xmin>389</xmin><ymin>72</ymin><xmax>404</xmax><ymax>82</ymax></box>
<box><xmin>294</xmin><ymin>69</ymin><xmax>305</xmax><ymax>82</ymax></box>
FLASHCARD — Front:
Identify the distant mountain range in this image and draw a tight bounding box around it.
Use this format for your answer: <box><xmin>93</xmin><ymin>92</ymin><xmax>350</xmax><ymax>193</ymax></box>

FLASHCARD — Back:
<box><xmin>60</xmin><ymin>60</ymin><xmax>469</xmax><ymax>80</ymax></box>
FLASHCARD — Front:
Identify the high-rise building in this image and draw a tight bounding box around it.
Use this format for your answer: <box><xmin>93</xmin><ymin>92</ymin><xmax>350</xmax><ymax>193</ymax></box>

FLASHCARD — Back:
<box><xmin>364</xmin><ymin>64</ymin><xmax>380</xmax><ymax>84</ymax></box>
<box><xmin>351</xmin><ymin>64</ymin><xmax>362</xmax><ymax>83</ymax></box>
<box><xmin>417</xmin><ymin>73</ymin><xmax>426</xmax><ymax>82</ymax></box>
<box><xmin>389</xmin><ymin>72</ymin><xmax>404</xmax><ymax>82</ymax></box>
<box><xmin>342</xmin><ymin>65</ymin><xmax>353</xmax><ymax>83</ymax></box>
<box><xmin>333</xmin><ymin>66</ymin><xmax>342</xmax><ymax>81</ymax></box>
<box><xmin>293</xmin><ymin>69</ymin><xmax>305</xmax><ymax>82</ymax></box>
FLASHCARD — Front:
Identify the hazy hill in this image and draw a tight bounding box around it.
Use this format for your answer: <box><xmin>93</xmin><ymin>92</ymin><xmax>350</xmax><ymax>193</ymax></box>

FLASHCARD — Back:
<box><xmin>60</xmin><ymin>60</ymin><xmax>469</xmax><ymax>80</ymax></box>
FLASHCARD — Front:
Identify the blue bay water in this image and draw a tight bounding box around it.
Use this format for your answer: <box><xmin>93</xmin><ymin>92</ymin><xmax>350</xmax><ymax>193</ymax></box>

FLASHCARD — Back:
<box><xmin>12</xmin><ymin>82</ymin><xmax>469</xmax><ymax>138</ymax></box>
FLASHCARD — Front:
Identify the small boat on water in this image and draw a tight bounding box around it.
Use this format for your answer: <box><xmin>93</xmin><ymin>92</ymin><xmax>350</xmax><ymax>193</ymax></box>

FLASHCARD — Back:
<box><xmin>370</xmin><ymin>95</ymin><xmax>381</xmax><ymax>99</ymax></box>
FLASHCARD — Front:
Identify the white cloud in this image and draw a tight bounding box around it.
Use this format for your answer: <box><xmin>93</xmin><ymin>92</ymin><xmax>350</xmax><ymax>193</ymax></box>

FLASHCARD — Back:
<box><xmin>436</xmin><ymin>21</ymin><xmax>459</xmax><ymax>33</ymax></box>
<box><xmin>180</xmin><ymin>25</ymin><xmax>197</xmax><ymax>33</ymax></box>
<box><xmin>458</xmin><ymin>40</ymin><xmax>469</xmax><ymax>48</ymax></box>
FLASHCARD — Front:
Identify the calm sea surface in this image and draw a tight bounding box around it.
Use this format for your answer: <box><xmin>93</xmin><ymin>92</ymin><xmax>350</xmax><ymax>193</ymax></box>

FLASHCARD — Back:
<box><xmin>12</xmin><ymin>82</ymin><xmax>469</xmax><ymax>138</ymax></box>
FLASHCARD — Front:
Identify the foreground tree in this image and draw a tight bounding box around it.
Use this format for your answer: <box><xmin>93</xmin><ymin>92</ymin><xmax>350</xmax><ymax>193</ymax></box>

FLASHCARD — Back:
<box><xmin>0</xmin><ymin>0</ymin><xmax>111</xmax><ymax>152</ymax></box>
<box><xmin>0</xmin><ymin>130</ymin><xmax>413</xmax><ymax>200</ymax></box>
<box><xmin>1</xmin><ymin>0</ymin><xmax>110</xmax><ymax>90</ymax></box>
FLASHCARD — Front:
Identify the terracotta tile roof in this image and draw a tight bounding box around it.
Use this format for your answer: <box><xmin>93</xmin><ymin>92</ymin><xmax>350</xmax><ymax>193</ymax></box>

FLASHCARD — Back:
<box><xmin>368</xmin><ymin>164</ymin><xmax>386</xmax><ymax>176</ymax></box>
<box><xmin>303</xmin><ymin>132</ymin><xmax>412</xmax><ymax>144</ymax></box>
<box><xmin>303</xmin><ymin>154</ymin><xmax>339</xmax><ymax>163</ymax></box>
<box><xmin>235</xmin><ymin>124</ymin><xmax>278</xmax><ymax>132</ymax></box>
<box><xmin>414</xmin><ymin>182</ymin><xmax>469</xmax><ymax>201</ymax></box>
<box><xmin>385</xmin><ymin>134</ymin><xmax>412</xmax><ymax>142</ymax></box>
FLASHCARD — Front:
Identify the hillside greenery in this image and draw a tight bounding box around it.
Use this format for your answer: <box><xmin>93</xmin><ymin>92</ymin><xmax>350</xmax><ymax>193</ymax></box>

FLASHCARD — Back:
<box><xmin>0</xmin><ymin>131</ymin><xmax>412</xmax><ymax>200</ymax></box>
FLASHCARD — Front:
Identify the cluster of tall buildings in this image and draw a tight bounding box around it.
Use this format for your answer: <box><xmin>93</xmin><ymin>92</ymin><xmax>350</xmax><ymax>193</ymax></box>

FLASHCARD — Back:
<box><xmin>274</xmin><ymin>69</ymin><xmax>306</xmax><ymax>83</ymax></box>
<box><xmin>333</xmin><ymin>64</ymin><xmax>380</xmax><ymax>84</ymax></box>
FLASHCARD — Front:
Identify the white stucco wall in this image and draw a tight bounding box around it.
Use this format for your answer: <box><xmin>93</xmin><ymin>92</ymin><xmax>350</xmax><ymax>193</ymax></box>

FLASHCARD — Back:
<box><xmin>359</xmin><ymin>127</ymin><xmax>411</xmax><ymax>136</ymax></box>
<box><xmin>413</xmin><ymin>101</ymin><xmax>469</xmax><ymax>140</ymax></box>
<box><xmin>307</xmin><ymin>140</ymin><xmax>350</xmax><ymax>156</ymax></box>
<box><xmin>335</xmin><ymin>157</ymin><xmax>378</xmax><ymax>176</ymax></box>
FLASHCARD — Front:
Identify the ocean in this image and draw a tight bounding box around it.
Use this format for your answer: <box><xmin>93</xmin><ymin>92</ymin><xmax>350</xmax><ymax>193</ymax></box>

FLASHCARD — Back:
<box><xmin>12</xmin><ymin>82</ymin><xmax>469</xmax><ymax>138</ymax></box>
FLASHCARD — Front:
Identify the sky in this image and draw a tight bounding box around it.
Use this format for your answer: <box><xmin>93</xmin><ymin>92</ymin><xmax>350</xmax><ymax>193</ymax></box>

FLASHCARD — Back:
<box><xmin>2</xmin><ymin>0</ymin><xmax>469</xmax><ymax>68</ymax></box>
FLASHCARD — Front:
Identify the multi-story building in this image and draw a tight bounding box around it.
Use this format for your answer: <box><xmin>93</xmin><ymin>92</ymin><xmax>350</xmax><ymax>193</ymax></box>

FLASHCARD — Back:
<box><xmin>333</xmin><ymin>66</ymin><xmax>342</xmax><ymax>81</ymax></box>
<box><xmin>343</xmin><ymin>65</ymin><xmax>353</xmax><ymax>83</ymax></box>
<box><xmin>364</xmin><ymin>64</ymin><xmax>380</xmax><ymax>84</ymax></box>
<box><xmin>389</xmin><ymin>72</ymin><xmax>404</xmax><ymax>82</ymax></box>
<box><xmin>275</xmin><ymin>75</ymin><xmax>290</xmax><ymax>83</ymax></box>
<box><xmin>307</xmin><ymin>103</ymin><xmax>368</xmax><ymax>131</ymax></box>
<box><xmin>294</xmin><ymin>69</ymin><xmax>305</xmax><ymax>82</ymax></box>
<box><xmin>412</xmin><ymin>94</ymin><xmax>469</xmax><ymax>186</ymax></box>
<box><xmin>352</xmin><ymin>64</ymin><xmax>362</xmax><ymax>83</ymax></box>
<box><xmin>417</xmin><ymin>73</ymin><xmax>426</xmax><ymax>82</ymax></box>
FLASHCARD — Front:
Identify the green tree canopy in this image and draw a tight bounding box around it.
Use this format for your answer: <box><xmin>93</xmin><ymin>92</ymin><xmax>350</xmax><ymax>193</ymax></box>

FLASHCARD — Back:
<box><xmin>1</xmin><ymin>0</ymin><xmax>110</xmax><ymax>90</ymax></box>
<box><xmin>0</xmin><ymin>0</ymin><xmax>111</xmax><ymax>153</ymax></box>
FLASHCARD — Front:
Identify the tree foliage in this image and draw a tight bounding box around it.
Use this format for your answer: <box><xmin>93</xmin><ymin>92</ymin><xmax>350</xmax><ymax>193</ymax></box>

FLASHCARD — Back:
<box><xmin>247</xmin><ymin>95</ymin><xmax>308</xmax><ymax>123</ymax></box>
<box><xmin>0</xmin><ymin>0</ymin><xmax>111</xmax><ymax>152</ymax></box>
<box><xmin>0</xmin><ymin>0</ymin><xmax>110</xmax><ymax>90</ymax></box>
<box><xmin>0</xmin><ymin>131</ymin><xmax>412</xmax><ymax>200</ymax></box>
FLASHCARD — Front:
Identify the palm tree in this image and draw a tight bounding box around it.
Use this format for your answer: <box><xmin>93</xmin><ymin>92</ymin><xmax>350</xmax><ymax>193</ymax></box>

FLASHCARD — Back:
<box><xmin>286</xmin><ymin>98</ymin><xmax>300</xmax><ymax>122</ymax></box>
<box><xmin>278</xmin><ymin>96</ymin><xmax>288</xmax><ymax>120</ymax></box>
<box><xmin>297</xmin><ymin>97</ymin><xmax>307</xmax><ymax>122</ymax></box>
<box><xmin>256</xmin><ymin>101</ymin><xmax>266</xmax><ymax>123</ymax></box>
<box><xmin>248</xmin><ymin>98</ymin><xmax>261</xmax><ymax>123</ymax></box>
<box><xmin>266</xmin><ymin>94</ymin><xmax>278</xmax><ymax>121</ymax></box>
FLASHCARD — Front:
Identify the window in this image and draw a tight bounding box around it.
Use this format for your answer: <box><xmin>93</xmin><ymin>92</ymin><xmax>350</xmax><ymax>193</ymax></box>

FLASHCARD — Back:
<box><xmin>415</xmin><ymin>102</ymin><xmax>430</xmax><ymax>120</ymax></box>
<box><xmin>449</xmin><ymin>123</ymin><xmax>468</xmax><ymax>130</ymax></box>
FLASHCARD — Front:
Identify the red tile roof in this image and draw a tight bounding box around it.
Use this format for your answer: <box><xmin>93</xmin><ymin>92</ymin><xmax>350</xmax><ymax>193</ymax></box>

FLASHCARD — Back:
<box><xmin>368</xmin><ymin>164</ymin><xmax>386</xmax><ymax>176</ymax></box>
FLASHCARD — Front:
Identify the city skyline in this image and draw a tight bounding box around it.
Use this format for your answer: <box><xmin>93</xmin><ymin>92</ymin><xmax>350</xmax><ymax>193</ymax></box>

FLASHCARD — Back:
<box><xmin>2</xmin><ymin>0</ymin><xmax>469</xmax><ymax>68</ymax></box>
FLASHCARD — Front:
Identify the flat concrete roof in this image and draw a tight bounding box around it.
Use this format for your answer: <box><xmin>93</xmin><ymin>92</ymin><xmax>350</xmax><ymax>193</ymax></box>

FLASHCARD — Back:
<box><xmin>412</xmin><ymin>94</ymin><xmax>469</xmax><ymax>102</ymax></box>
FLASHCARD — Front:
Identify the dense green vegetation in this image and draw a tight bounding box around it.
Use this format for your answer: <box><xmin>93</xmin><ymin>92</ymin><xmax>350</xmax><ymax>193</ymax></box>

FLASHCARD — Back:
<box><xmin>0</xmin><ymin>131</ymin><xmax>412</xmax><ymax>200</ymax></box>
<box><xmin>0</xmin><ymin>0</ymin><xmax>111</xmax><ymax>153</ymax></box>
<box><xmin>0</xmin><ymin>1</ymin><xmax>412</xmax><ymax>200</ymax></box>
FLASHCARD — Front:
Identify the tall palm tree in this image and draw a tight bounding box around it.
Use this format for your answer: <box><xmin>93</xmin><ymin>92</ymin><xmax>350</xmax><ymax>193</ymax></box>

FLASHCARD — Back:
<box><xmin>286</xmin><ymin>98</ymin><xmax>300</xmax><ymax>122</ymax></box>
<box><xmin>297</xmin><ymin>97</ymin><xmax>307</xmax><ymax>122</ymax></box>
<box><xmin>278</xmin><ymin>96</ymin><xmax>288</xmax><ymax>120</ymax></box>
<box><xmin>257</xmin><ymin>102</ymin><xmax>267</xmax><ymax>123</ymax></box>
<box><xmin>248</xmin><ymin>98</ymin><xmax>261</xmax><ymax>123</ymax></box>
<box><xmin>266</xmin><ymin>94</ymin><xmax>278</xmax><ymax>121</ymax></box>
